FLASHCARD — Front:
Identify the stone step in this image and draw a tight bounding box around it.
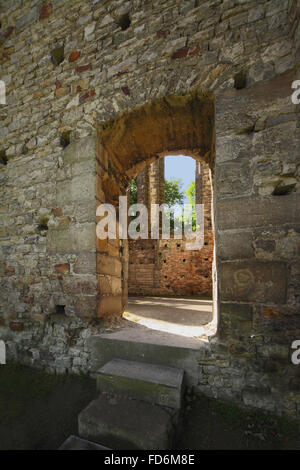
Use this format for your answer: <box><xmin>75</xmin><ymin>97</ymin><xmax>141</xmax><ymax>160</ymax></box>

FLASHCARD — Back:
<box><xmin>59</xmin><ymin>435</ymin><xmax>110</xmax><ymax>450</ymax></box>
<box><xmin>78</xmin><ymin>394</ymin><xmax>177</xmax><ymax>450</ymax></box>
<box><xmin>86</xmin><ymin>326</ymin><xmax>208</xmax><ymax>386</ymax></box>
<box><xmin>97</xmin><ymin>358</ymin><xmax>184</xmax><ymax>409</ymax></box>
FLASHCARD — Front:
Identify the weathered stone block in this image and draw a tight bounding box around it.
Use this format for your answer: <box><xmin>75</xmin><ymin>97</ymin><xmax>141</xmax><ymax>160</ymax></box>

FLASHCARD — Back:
<box><xmin>257</xmin><ymin>343</ymin><xmax>289</xmax><ymax>360</ymax></box>
<box><xmin>215</xmin><ymin>134</ymin><xmax>252</xmax><ymax>163</ymax></box>
<box><xmin>98</xmin><ymin>295</ymin><xmax>123</xmax><ymax>317</ymax></box>
<box><xmin>78</xmin><ymin>394</ymin><xmax>176</xmax><ymax>450</ymax></box>
<box><xmin>16</xmin><ymin>6</ymin><xmax>38</xmax><ymax>30</ymax></box>
<box><xmin>47</xmin><ymin>224</ymin><xmax>96</xmax><ymax>253</ymax></box>
<box><xmin>97</xmin><ymin>254</ymin><xmax>122</xmax><ymax>276</ymax></box>
<box><xmin>63</xmin><ymin>136</ymin><xmax>96</xmax><ymax>164</ymax></box>
<box><xmin>218</xmin><ymin>230</ymin><xmax>254</xmax><ymax>260</ymax></box>
<box><xmin>97</xmin><ymin>238</ymin><xmax>120</xmax><ymax>257</ymax></box>
<box><xmin>219</xmin><ymin>261</ymin><xmax>287</xmax><ymax>303</ymax></box>
<box><xmin>73</xmin><ymin>252</ymin><xmax>96</xmax><ymax>274</ymax></box>
<box><xmin>74</xmin><ymin>295</ymin><xmax>98</xmax><ymax>318</ymax></box>
<box><xmin>219</xmin><ymin>302</ymin><xmax>254</xmax><ymax>339</ymax></box>
<box><xmin>98</xmin><ymin>275</ymin><xmax>122</xmax><ymax>295</ymax></box>
<box><xmin>220</xmin><ymin>302</ymin><xmax>253</xmax><ymax>322</ymax></box>
<box><xmin>71</xmin><ymin>159</ymin><xmax>95</xmax><ymax>178</ymax></box>
<box><xmin>47</xmin><ymin>228</ymin><xmax>72</xmax><ymax>253</ymax></box>
<box><xmin>73</xmin><ymin>223</ymin><xmax>96</xmax><ymax>252</ymax></box>
<box><xmin>216</xmin><ymin>161</ymin><xmax>253</xmax><ymax>199</ymax></box>
<box><xmin>56</xmin><ymin>173</ymin><xmax>96</xmax><ymax>205</ymax></box>
<box><xmin>74</xmin><ymin>203</ymin><xmax>96</xmax><ymax>224</ymax></box>
<box><xmin>217</xmin><ymin>194</ymin><xmax>300</xmax><ymax>231</ymax></box>
<box><xmin>96</xmin><ymin>359</ymin><xmax>184</xmax><ymax>409</ymax></box>
<box><xmin>242</xmin><ymin>387</ymin><xmax>275</xmax><ymax>412</ymax></box>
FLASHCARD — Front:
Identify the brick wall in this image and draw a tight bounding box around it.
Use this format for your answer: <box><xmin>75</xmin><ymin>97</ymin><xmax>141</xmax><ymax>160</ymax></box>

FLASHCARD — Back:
<box><xmin>129</xmin><ymin>232</ymin><xmax>214</xmax><ymax>297</ymax></box>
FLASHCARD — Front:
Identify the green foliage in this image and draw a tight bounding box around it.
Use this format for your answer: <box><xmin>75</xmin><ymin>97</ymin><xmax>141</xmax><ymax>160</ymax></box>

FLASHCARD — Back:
<box><xmin>129</xmin><ymin>176</ymin><xmax>198</xmax><ymax>231</ymax></box>
<box><xmin>129</xmin><ymin>177</ymin><xmax>184</xmax><ymax>208</ymax></box>
<box><xmin>185</xmin><ymin>180</ymin><xmax>195</xmax><ymax>205</ymax></box>
<box><xmin>129</xmin><ymin>178</ymin><xmax>137</xmax><ymax>206</ymax></box>
<box><xmin>164</xmin><ymin>178</ymin><xmax>184</xmax><ymax>207</ymax></box>
<box><xmin>185</xmin><ymin>180</ymin><xmax>197</xmax><ymax>231</ymax></box>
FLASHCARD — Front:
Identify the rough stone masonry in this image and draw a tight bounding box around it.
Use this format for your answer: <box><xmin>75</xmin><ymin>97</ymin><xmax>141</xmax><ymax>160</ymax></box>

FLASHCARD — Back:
<box><xmin>0</xmin><ymin>0</ymin><xmax>299</xmax><ymax>419</ymax></box>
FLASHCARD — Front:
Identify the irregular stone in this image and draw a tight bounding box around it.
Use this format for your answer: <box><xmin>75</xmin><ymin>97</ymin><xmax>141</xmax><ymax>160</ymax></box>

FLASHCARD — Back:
<box><xmin>78</xmin><ymin>394</ymin><xmax>176</xmax><ymax>450</ymax></box>
<box><xmin>16</xmin><ymin>6</ymin><xmax>38</xmax><ymax>30</ymax></box>
<box><xmin>96</xmin><ymin>358</ymin><xmax>184</xmax><ymax>409</ymax></box>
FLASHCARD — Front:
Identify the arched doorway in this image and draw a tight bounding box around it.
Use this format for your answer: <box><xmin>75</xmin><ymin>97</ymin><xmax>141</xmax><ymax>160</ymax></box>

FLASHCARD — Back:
<box><xmin>95</xmin><ymin>90</ymin><xmax>217</xmax><ymax>336</ymax></box>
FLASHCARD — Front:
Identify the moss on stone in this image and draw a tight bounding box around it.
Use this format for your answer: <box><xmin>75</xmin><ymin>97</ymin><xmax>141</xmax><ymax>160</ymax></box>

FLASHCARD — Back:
<box><xmin>37</xmin><ymin>215</ymin><xmax>49</xmax><ymax>231</ymax></box>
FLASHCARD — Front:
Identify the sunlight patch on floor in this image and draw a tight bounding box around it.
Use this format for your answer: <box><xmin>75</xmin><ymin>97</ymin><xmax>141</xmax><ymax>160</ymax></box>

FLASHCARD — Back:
<box><xmin>123</xmin><ymin>296</ymin><xmax>214</xmax><ymax>339</ymax></box>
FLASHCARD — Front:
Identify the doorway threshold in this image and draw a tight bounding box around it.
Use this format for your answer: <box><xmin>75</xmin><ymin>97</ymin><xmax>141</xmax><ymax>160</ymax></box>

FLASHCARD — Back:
<box><xmin>123</xmin><ymin>296</ymin><xmax>214</xmax><ymax>340</ymax></box>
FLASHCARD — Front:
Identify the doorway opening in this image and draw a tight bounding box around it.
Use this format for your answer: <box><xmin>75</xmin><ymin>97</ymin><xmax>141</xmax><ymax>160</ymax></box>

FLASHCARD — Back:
<box><xmin>96</xmin><ymin>90</ymin><xmax>217</xmax><ymax>340</ymax></box>
<box><xmin>124</xmin><ymin>154</ymin><xmax>214</xmax><ymax>338</ymax></box>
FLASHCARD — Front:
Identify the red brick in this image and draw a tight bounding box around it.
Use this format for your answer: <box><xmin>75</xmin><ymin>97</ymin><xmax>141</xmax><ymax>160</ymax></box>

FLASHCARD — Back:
<box><xmin>156</xmin><ymin>30</ymin><xmax>167</xmax><ymax>38</ymax></box>
<box><xmin>188</xmin><ymin>43</ymin><xmax>200</xmax><ymax>56</ymax></box>
<box><xmin>76</xmin><ymin>63</ymin><xmax>91</xmax><ymax>73</ymax></box>
<box><xmin>79</xmin><ymin>89</ymin><xmax>95</xmax><ymax>104</ymax></box>
<box><xmin>58</xmin><ymin>216</ymin><xmax>71</xmax><ymax>227</ymax></box>
<box><xmin>69</xmin><ymin>51</ymin><xmax>81</xmax><ymax>62</ymax></box>
<box><xmin>53</xmin><ymin>207</ymin><xmax>63</xmax><ymax>217</ymax></box>
<box><xmin>39</xmin><ymin>3</ymin><xmax>53</xmax><ymax>19</ymax></box>
<box><xmin>5</xmin><ymin>266</ymin><xmax>15</xmax><ymax>276</ymax></box>
<box><xmin>4</xmin><ymin>26</ymin><xmax>14</xmax><ymax>39</ymax></box>
<box><xmin>55</xmin><ymin>263</ymin><xmax>70</xmax><ymax>274</ymax></box>
<box><xmin>171</xmin><ymin>46</ymin><xmax>189</xmax><ymax>59</ymax></box>
<box><xmin>9</xmin><ymin>322</ymin><xmax>23</xmax><ymax>332</ymax></box>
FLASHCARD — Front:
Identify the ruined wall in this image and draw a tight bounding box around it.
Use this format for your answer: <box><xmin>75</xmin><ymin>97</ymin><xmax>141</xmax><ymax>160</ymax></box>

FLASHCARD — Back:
<box><xmin>128</xmin><ymin>234</ymin><xmax>214</xmax><ymax>297</ymax></box>
<box><xmin>0</xmin><ymin>0</ymin><xmax>299</xmax><ymax>419</ymax></box>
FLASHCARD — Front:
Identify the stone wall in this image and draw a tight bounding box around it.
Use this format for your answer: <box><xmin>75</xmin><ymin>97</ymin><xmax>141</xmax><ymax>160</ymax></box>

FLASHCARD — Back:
<box><xmin>0</xmin><ymin>0</ymin><xmax>299</xmax><ymax>419</ymax></box>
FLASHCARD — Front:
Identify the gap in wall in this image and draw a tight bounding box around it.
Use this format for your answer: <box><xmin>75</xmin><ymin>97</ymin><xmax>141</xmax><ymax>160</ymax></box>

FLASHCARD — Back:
<box><xmin>124</xmin><ymin>154</ymin><xmax>214</xmax><ymax>339</ymax></box>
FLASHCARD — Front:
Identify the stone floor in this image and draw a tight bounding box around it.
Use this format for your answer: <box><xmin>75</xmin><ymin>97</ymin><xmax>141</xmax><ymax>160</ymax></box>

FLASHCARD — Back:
<box><xmin>123</xmin><ymin>296</ymin><xmax>213</xmax><ymax>338</ymax></box>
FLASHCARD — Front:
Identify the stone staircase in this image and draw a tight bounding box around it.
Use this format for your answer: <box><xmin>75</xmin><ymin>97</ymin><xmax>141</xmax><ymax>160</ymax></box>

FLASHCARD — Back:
<box><xmin>60</xmin><ymin>327</ymin><xmax>207</xmax><ymax>450</ymax></box>
<box><xmin>77</xmin><ymin>359</ymin><xmax>184</xmax><ymax>450</ymax></box>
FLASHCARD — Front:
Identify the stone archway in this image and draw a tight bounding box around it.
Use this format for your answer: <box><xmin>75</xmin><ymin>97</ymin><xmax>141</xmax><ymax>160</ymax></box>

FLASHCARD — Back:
<box><xmin>95</xmin><ymin>90</ymin><xmax>216</xmax><ymax>327</ymax></box>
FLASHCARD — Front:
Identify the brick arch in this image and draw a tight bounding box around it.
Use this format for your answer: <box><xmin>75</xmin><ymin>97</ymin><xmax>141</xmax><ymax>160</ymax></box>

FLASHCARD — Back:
<box><xmin>97</xmin><ymin>90</ymin><xmax>215</xmax><ymax>202</ymax></box>
<box><xmin>96</xmin><ymin>89</ymin><xmax>216</xmax><ymax>323</ymax></box>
